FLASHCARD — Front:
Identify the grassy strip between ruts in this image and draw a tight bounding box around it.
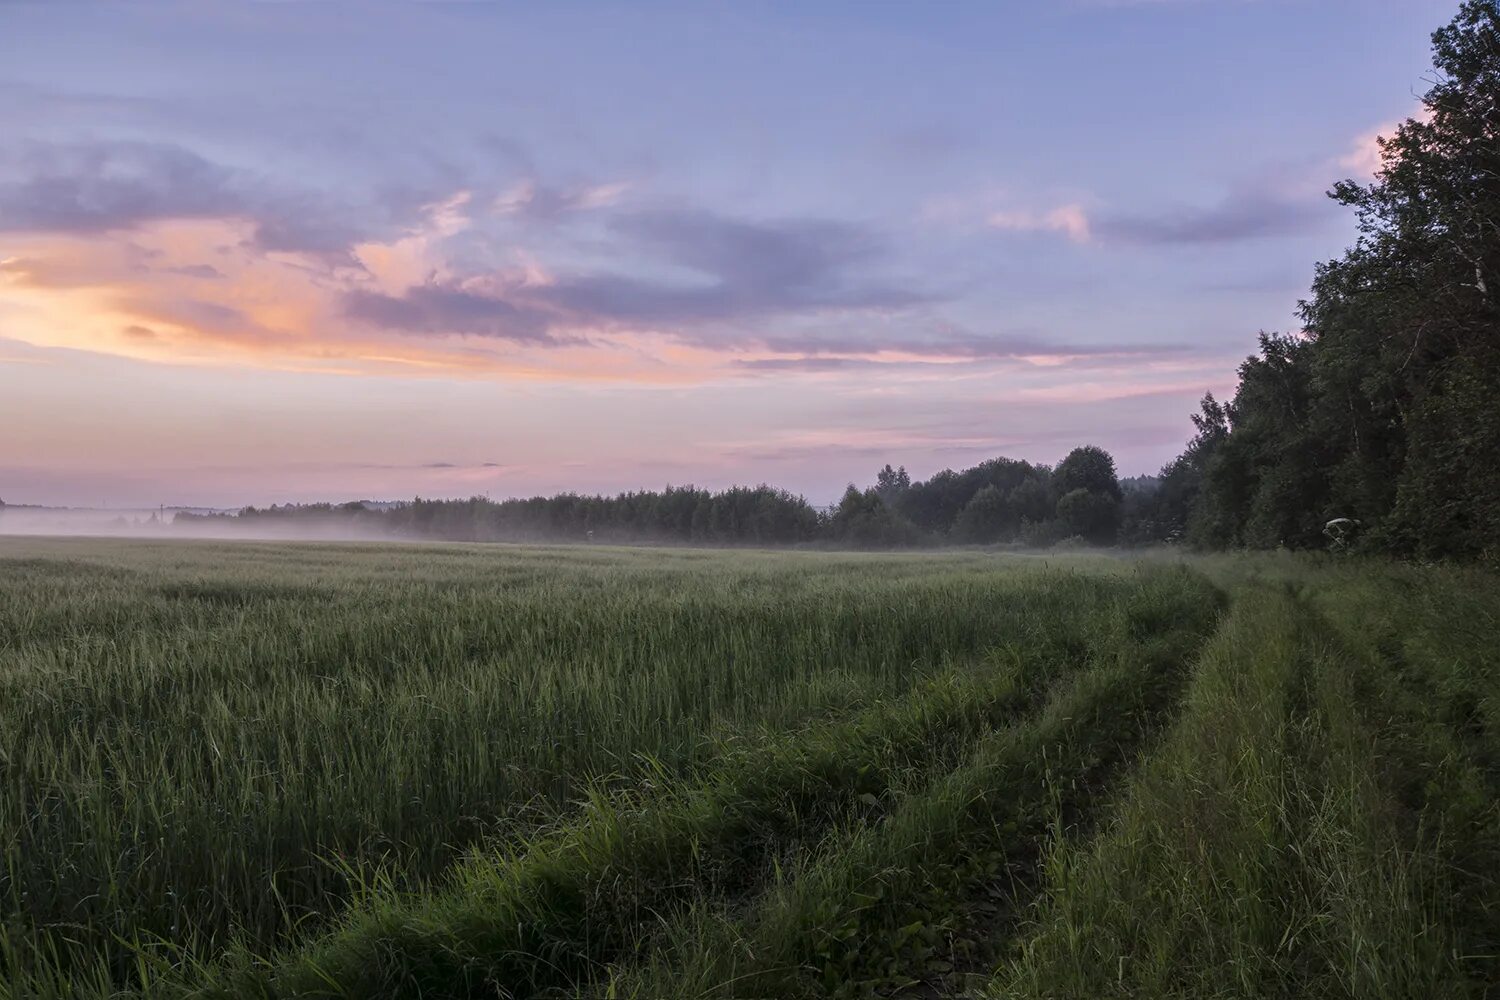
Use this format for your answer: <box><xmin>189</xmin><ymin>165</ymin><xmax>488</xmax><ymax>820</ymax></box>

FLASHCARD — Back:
<box><xmin>150</xmin><ymin>567</ymin><xmax>1221</xmax><ymax>1000</ymax></box>
<box><xmin>986</xmin><ymin>583</ymin><xmax>1500</xmax><ymax>999</ymax></box>
<box><xmin>1299</xmin><ymin>570</ymin><xmax>1500</xmax><ymax>997</ymax></box>
<box><xmin>588</xmin><ymin>568</ymin><xmax>1222</xmax><ymax>998</ymax></box>
<box><xmin>11</xmin><ymin>652</ymin><xmax>1043</xmax><ymax>1000</ymax></box>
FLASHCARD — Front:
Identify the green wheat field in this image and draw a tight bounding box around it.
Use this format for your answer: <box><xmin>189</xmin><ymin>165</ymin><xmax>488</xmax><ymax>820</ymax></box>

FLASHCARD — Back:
<box><xmin>2</xmin><ymin>537</ymin><xmax>1497</xmax><ymax>998</ymax></box>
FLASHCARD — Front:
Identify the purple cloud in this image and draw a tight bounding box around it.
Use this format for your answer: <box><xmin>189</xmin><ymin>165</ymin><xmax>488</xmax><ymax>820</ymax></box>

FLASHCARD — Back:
<box><xmin>162</xmin><ymin>263</ymin><xmax>225</xmax><ymax>279</ymax></box>
<box><xmin>344</xmin><ymin>208</ymin><xmax>934</xmax><ymax>340</ymax></box>
<box><xmin>1096</xmin><ymin>188</ymin><xmax>1336</xmax><ymax>245</ymax></box>
<box><xmin>0</xmin><ymin>139</ymin><xmax>448</xmax><ymax>257</ymax></box>
<box><xmin>753</xmin><ymin>328</ymin><xmax>1184</xmax><ymax>361</ymax></box>
<box><xmin>343</xmin><ymin>285</ymin><xmax>556</xmax><ymax>343</ymax></box>
<box><xmin>533</xmin><ymin>209</ymin><xmax>930</xmax><ymax>325</ymax></box>
<box><xmin>0</xmin><ymin>141</ymin><xmax>241</xmax><ymax>234</ymax></box>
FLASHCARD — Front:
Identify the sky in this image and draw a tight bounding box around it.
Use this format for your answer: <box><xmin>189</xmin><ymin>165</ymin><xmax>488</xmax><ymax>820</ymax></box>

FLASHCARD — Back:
<box><xmin>0</xmin><ymin>0</ymin><xmax>1455</xmax><ymax>508</ymax></box>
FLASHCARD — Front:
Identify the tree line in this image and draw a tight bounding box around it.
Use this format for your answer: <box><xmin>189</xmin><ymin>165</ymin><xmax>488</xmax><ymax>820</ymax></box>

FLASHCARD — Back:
<box><xmin>173</xmin><ymin>449</ymin><xmax>1136</xmax><ymax>550</ymax></box>
<box><xmin>179</xmin><ymin>2</ymin><xmax>1498</xmax><ymax>560</ymax></box>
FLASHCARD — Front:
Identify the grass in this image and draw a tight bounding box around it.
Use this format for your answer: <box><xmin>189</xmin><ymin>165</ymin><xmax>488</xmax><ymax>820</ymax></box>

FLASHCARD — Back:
<box><xmin>0</xmin><ymin>536</ymin><xmax>1495</xmax><ymax>998</ymax></box>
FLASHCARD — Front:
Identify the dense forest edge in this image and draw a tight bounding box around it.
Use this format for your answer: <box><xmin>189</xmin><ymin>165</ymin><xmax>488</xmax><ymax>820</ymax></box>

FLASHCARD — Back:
<box><xmin>15</xmin><ymin>1</ymin><xmax>1496</xmax><ymax>562</ymax></box>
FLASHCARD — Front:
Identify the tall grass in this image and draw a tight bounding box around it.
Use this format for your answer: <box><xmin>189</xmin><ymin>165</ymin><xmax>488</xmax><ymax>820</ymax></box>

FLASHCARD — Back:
<box><xmin>2</xmin><ymin>538</ymin><xmax>1495</xmax><ymax>999</ymax></box>
<box><xmin>0</xmin><ymin>537</ymin><xmax>1141</xmax><ymax>994</ymax></box>
<box><xmin>988</xmin><ymin>576</ymin><xmax>1500</xmax><ymax>999</ymax></box>
<box><xmin>179</xmin><ymin>563</ymin><xmax>1222</xmax><ymax>1000</ymax></box>
<box><xmin>599</xmin><ymin>567</ymin><xmax>1222</xmax><ymax>999</ymax></box>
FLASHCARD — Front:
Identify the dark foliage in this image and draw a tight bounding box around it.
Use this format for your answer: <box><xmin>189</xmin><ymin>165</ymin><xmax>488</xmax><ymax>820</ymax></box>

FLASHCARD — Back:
<box><xmin>1142</xmin><ymin>0</ymin><xmax>1500</xmax><ymax>561</ymax></box>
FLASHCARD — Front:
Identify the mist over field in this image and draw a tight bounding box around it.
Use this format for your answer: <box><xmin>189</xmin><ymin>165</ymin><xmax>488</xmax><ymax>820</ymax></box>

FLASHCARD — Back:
<box><xmin>0</xmin><ymin>505</ymin><xmax>394</xmax><ymax>542</ymax></box>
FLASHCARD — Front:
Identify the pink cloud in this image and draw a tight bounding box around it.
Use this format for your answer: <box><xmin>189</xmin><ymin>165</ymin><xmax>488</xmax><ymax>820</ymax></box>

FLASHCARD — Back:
<box><xmin>1340</xmin><ymin>107</ymin><xmax>1429</xmax><ymax>178</ymax></box>
<box><xmin>987</xmin><ymin>203</ymin><xmax>1093</xmax><ymax>243</ymax></box>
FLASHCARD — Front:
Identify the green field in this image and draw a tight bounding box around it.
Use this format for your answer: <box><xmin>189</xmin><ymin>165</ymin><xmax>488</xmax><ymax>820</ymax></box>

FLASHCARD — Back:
<box><xmin>2</xmin><ymin>538</ymin><xmax>1497</xmax><ymax>998</ymax></box>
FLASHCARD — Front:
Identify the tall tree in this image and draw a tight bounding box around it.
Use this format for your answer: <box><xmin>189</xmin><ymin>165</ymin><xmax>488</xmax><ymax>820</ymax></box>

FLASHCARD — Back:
<box><xmin>1182</xmin><ymin>0</ymin><xmax>1500</xmax><ymax>558</ymax></box>
<box><xmin>952</xmin><ymin>485</ymin><xmax>1015</xmax><ymax>544</ymax></box>
<box><xmin>874</xmin><ymin>464</ymin><xmax>912</xmax><ymax>507</ymax></box>
<box><xmin>1053</xmin><ymin>446</ymin><xmax>1124</xmax><ymax>502</ymax></box>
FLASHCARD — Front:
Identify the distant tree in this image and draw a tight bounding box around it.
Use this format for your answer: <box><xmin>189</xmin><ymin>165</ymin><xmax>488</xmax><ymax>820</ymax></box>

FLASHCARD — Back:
<box><xmin>1119</xmin><ymin>475</ymin><xmax>1162</xmax><ymax>496</ymax></box>
<box><xmin>1008</xmin><ymin>474</ymin><xmax>1055</xmax><ymax>525</ymax></box>
<box><xmin>952</xmin><ymin>485</ymin><xmax>1014</xmax><ymax>544</ymax></box>
<box><xmin>1043</xmin><ymin>446</ymin><xmax>1124</xmax><ymax>544</ymax></box>
<box><xmin>874</xmin><ymin>464</ymin><xmax>911</xmax><ymax>506</ymax></box>
<box><xmin>892</xmin><ymin>457</ymin><xmax>1040</xmax><ymax>535</ymax></box>
<box><xmin>1053</xmin><ymin>446</ymin><xmax>1123</xmax><ymax>501</ymax></box>
<box><xmin>1189</xmin><ymin>335</ymin><xmax>1333</xmax><ymax>549</ymax></box>
<box><xmin>1056</xmin><ymin>488</ymin><xmax>1120</xmax><ymax>545</ymax></box>
<box><xmin>1118</xmin><ymin>394</ymin><xmax>1229</xmax><ymax>544</ymax></box>
<box><xmin>830</xmin><ymin>485</ymin><xmax>927</xmax><ymax>548</ymax></box>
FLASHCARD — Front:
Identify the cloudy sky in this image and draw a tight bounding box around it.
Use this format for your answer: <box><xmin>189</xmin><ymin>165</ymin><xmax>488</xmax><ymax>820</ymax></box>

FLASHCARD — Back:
<box><xmin>0</xmin><ymin>0</ymin><xmax>1450</xmax><ymax>507</ymax></box>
